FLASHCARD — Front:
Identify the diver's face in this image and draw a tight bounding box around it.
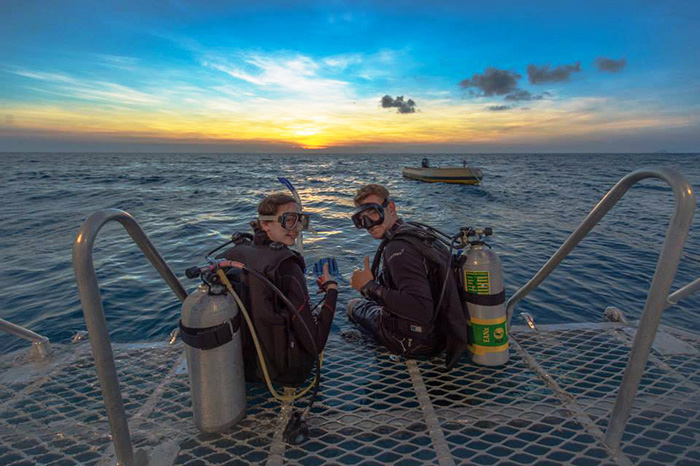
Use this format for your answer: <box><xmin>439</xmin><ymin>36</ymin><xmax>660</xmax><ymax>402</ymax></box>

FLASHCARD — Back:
<box><xmin>358</xmin><ymin>194</ymin><xmax>397</xmax><ymax>239</ymax></box>
<box><xmin>262</xmin><ymin>202</ymin><xmax>301</xmax><ymax>246</ymax></box>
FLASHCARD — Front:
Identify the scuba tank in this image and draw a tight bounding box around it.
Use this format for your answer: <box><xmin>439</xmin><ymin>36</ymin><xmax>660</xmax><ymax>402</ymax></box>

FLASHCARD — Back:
<box><xmin>459</xmin><ymin>227</ymin><xmax>509</xmax><ymax>366</ymax></box>
<box><xmin>180</xmin><ymin>271</ymin><xmax>246</xmax><ymax>433</ymax></box>
<box><xmin>183</xmin><ymin>237</ymin><xmax>325</xmax><ymax>445</ymax></box>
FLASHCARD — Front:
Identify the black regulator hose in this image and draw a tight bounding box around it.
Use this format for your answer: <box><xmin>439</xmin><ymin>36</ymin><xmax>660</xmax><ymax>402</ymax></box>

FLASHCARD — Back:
<box><xmin>434</xmin><ymin>233</ymin><xmax>462</xmax><ymax>318</ymax></box>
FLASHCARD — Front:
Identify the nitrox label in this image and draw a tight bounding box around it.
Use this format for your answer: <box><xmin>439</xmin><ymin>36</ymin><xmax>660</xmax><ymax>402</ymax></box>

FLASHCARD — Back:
<box><xmin>468</xmin><ymin>320</ymin><xmax>508</xmax><ymax>347</ymax></box>
<box><xmin>465</xmin><ymin>271</ymin><xmax>490</xmax><ymax>294</ymax></box>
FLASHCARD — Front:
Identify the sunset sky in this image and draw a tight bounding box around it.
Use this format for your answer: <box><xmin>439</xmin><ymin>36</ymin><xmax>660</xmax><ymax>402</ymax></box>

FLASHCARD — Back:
<box><xmin>1</xmin><ymin>0</ymin><xmax>698</xmax><ymax>152</ymax></box>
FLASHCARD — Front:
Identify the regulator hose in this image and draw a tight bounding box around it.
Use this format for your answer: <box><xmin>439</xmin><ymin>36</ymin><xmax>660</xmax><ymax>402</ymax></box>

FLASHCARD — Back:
<box><xmin>216</xmin><ymin>269</ymin><xmax>320</xmax><ymax>406</ymax></box>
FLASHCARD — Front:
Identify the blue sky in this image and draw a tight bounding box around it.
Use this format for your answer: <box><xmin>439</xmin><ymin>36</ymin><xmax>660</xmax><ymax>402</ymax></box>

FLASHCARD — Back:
<box><xmin>1</xmin><ymin>0</ymin><xmax>698</xmax><ymax>152</ymax></box>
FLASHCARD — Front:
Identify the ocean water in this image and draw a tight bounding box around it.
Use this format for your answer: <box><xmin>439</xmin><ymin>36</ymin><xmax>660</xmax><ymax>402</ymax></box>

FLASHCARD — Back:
<box><xmin>1</xmin><ymin>152</ymin><xmax>698</xmax><ymax>354</ymax></box>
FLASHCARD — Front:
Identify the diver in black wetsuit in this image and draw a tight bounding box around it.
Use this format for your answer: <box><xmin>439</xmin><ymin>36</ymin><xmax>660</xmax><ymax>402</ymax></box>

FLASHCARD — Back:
<box><xmin>347</xmin><ymin>184</ymin><xmax>442</xmax><ymax>357</ymax></box>
<box><xmin>220</xmin><ymin>193</ymin><xmax>338</xmax><ymax>385</ymax></box>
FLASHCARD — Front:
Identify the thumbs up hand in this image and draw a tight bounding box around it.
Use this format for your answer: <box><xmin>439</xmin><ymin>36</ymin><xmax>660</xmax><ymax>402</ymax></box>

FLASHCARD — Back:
<box><xmin>351</xmin><ymin>256</ymin><xmax>374</xmax><ymax>292</ymax></box>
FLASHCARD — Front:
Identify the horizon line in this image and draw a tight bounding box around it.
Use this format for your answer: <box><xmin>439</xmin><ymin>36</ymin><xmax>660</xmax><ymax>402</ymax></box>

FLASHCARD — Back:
<box><xmin>1</xmin><ymin>151</ymin><xmax>698</xmax><ymax>155</ymax></box>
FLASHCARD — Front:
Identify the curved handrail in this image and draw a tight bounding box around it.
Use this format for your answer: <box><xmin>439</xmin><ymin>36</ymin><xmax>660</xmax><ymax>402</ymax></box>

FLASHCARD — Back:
<box><xmin>73</xmin><ymin>209</ymin><xmax>187</xmax><ymax>466</ymax></box>
<box><xmin>504</xmin><ymin>167</ymin><xmax>695</xmax><ymax>451</ymax></box>
<box><xmin>506</xmin><ymin>168</ymin><xmax>695</xmax><ymax>323</ymax></box>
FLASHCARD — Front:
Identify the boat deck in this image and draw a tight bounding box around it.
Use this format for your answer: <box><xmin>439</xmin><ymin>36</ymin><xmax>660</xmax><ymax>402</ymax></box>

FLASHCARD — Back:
<box><xmin>1</xmin><ymin>320</ymin><xmax>699</xmax><ymax>465</ymax></box>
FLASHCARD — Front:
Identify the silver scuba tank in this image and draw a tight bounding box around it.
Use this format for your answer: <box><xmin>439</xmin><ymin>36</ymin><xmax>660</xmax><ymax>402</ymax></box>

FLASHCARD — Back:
<box><xmin>461</xmin><ymin>229</ymin><xmax>509</xmax><ymax>366</ymax></box>
<box><xmin>180</xmin><ymin>282</ymin><xmax>246</xmax><ymax>432</ymax></box>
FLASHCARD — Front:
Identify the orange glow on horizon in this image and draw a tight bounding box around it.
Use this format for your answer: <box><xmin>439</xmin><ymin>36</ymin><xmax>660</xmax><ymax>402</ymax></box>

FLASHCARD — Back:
<box><xmin>3</xmin><ymin>99</ymin><xmax>694</xmax><ymax>150</ymax></box>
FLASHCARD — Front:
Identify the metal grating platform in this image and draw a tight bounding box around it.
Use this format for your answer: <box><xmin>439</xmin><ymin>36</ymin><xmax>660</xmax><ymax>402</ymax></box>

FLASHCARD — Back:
<box><xmin>1</xmin><ymin>322</ymin><xmax>699</xmax><ymax>465</ymax></box>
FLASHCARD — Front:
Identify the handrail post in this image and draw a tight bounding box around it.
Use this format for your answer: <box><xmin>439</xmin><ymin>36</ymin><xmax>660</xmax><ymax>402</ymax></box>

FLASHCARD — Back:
<box><xmin>73</xmin><ymin>209</ymin><xmax>188</xmax><ymax>466</ymax></box>
<box><xmin>604</xmin><ymin>172</ymin><xmax>695</xmax><ymax>449</ymax></box>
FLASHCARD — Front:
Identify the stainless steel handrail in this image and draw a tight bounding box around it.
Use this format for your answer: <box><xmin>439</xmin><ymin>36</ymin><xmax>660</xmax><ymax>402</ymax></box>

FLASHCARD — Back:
<box><xmin>0</xmin><ymin>318</ymin><xmax>51</xmax><ymax>359</ymax></box>
<box><xmin>666</xmin><ymin>277</ymin><xmax>700</xmax><ymax>308</ymax></box>
<box><xmin>73</xmin><ymin>208</ymin><xmax>187</xmax><ymax>466</ymax></box>
<box><xmin>504</xmin><ymin>167</ymin><xmax>696</xmax><ymax>451</ymax></box>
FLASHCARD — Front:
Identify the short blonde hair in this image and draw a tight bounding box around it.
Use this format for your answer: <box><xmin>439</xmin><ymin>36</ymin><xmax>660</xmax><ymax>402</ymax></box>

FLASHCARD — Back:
<box><xmin>354</xmin><ymin>184</ymin><xmax>389</xmax><ymax>206</ymax></box>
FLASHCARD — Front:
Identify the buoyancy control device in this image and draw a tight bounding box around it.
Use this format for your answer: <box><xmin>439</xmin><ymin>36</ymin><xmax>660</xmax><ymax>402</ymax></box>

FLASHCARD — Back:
<box><xmin>458</xmin><ymin>227</ymin><xmax>509</xmax><ymax>366</ymax></box>
<box><xmin>377</xmin><ymin>222</ymin><xmax>469</xmax><ymax>369</ymax></box>
<box><xmin>401</xmin><ymin>222</ymin><xmax>509</xmax><ymax>368</ymax></box>
<box><xmin>180</xmin><ymin>272</ymin><xmax>246</xmax><ymax>433</ymax></box>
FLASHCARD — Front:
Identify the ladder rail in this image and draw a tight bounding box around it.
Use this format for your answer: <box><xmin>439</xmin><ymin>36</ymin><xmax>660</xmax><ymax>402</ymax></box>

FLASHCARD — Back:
<box><xmin>666</xmin><ymin>276</ymin><xmax>700</xmax><ymax>308</ymax></box>
<box><xmin>504</xmin><ymin>167</ymin><xmax>696</xmax><ymax>451</ymax></box>
<box><xmin>0</xmin><ymin>318</ymin><xmax>51</xmax><ymax>359</ymax></box>
<box><xmin>73</xmin><ymin>208</ymin><xmax>187</xmax><ymax>466</ymax></box>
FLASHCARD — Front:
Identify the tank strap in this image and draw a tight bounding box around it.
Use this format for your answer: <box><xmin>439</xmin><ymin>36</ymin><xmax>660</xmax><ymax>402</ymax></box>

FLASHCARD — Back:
<box><xmin>179</xmin><ymin>313</ymin><xmax>242</xmax><ymax>350</ymax></box>
<box><xmin>464</xmin><ymin>289</ymin><xmax>506</xmax><ymax>306</ymax></box>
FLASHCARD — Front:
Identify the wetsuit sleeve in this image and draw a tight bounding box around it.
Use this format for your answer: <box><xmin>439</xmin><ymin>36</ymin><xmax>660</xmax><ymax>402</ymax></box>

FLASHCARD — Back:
<box><xmin>277</xmin><ymin>260</ymin><xmax>336</xmax><ymax>355</ymax></box>
<box><xmin>360</xmin><ymin>240</ymin><xmax>434</xmax><ymax>326</ymax></box>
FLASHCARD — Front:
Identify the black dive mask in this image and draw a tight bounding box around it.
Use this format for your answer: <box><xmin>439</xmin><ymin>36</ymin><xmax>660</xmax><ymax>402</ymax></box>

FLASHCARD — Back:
<box><xmin>351</xmin><ymin>199</ymin><xmax>390</xmax><ymax>230</ymax></box>
<box><xmin>258</xmin><ymin>212</ymin><xmax>311</xmax><ymax>231</ymax></box>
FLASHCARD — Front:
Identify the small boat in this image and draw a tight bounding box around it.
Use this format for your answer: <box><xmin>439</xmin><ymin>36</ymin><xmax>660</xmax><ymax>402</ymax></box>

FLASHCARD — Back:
<box><xmin>402</xmin><ymin>165</ymin><xmax>484</xmax><ymax>185</ymax></box>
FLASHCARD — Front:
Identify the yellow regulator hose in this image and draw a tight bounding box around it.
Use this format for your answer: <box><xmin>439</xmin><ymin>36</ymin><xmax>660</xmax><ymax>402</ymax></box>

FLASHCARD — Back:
<box><xmin>216</xmin><ymin>269</ymin><xmax>319</xmax><ymax>403</ymax></box>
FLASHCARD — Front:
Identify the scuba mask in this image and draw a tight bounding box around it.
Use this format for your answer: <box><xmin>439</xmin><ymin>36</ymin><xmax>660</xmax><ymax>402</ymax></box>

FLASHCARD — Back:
<box><xmin>258</xmin><ymin>212</ymin><xmax>311</xmax><ymax>231</ymax></box>
<box><xmin>351</xmin><ymin>198</ymin><xmax>390</xmax><ymax>230</ymax></box>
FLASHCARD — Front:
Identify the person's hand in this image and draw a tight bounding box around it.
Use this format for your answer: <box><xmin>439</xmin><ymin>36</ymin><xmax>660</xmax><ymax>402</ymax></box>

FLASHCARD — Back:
<box><xmin>351</xmin><ymin>256</ymin><xmax>373</xmax><ymax>292</ymax></box>
<box><xmin>316</xmin><ymin>262</ymin><xmax>338</xmax><ymax>292</ymax></box>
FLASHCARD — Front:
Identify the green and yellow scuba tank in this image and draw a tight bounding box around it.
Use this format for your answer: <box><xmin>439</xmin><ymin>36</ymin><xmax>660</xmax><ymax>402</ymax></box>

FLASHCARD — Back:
<box><xmin>458</xmin><ymin>227</ymin><xmax>509</xmax><ymax>366</ymax></box>
<box><xmin>403</xmin><ymin>222</ymin><xmax>510</xmax><ymax>368</ymax></box>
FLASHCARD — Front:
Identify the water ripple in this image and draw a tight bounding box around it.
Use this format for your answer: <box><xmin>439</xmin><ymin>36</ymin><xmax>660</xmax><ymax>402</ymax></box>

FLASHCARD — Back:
<box><xmin>0</xmin><ymin>152</ymin><xmax>698</xmax><ymax>353</ymax></box>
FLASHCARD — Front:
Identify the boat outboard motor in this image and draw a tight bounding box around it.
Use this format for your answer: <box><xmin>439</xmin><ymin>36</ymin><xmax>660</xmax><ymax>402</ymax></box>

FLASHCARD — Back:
<box><xmin>459</xmin><ymin>227</ymin><xmax>509</xmax><ymax>366</ymax></box>
<box><xmin>180</xmin><ymin>267</ymin><xmax>246</xmax><ymax>432</ymax></box>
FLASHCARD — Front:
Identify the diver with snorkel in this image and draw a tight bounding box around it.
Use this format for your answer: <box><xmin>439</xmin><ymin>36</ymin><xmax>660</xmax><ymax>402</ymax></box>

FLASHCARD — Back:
<box><xmin>180</xmin><ymin>180</ymin><xmax>338</xmax><ymax>444</ymax></box>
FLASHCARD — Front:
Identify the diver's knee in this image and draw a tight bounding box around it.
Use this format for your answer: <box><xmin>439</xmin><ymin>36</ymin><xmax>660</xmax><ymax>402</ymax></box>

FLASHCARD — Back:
<box><xmin>346</xmin><ymin>298</ymin><xmax>363</xmax><ymax>321</ymax></box>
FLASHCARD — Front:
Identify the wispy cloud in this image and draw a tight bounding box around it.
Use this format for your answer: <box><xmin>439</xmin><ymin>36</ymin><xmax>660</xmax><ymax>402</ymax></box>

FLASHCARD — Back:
<box><xmin>204</xmin><ymin>52</ymin><xmax>350</xmax><ymax>97</ymax></box>
<box><xmin>10</xmin><ymin>67</ymin><xmax>159</xmax><ymax>106</ymax></box>
<box><xmin>10</xmin><ymin>69</ymin><xmax>78</xmax><ymax>84</ymax></box>
<box><xmin>69</xmin><ymin>82</ymin><xmax>158</xmax><ymax>105</ymax></box>
<box><xmin>92</xmin><ymin>54</ymin><xmax>140</xmax><ymax>70</ymax></box>
<box><xmin>324</xmin><ymin>53</ymin><xmax>363</xmax><ymax>70</ymax></box>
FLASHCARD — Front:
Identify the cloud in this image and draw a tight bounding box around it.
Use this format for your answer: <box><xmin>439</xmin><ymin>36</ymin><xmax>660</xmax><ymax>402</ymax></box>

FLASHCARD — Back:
<box><xmin>323</xmin><ymin>54</ymin><xmax>363</xmax><ymax>70</ymax></box>
<box><xmin>10</xmin><ymin>68</ymin><xmax>158</xmax><ymax>105</ymax></box>
<box><xmin>204</xmin><ymin>53</ymin><xmax>350</xmax><ymax>98</ymax></box>
<box><xmin>10</xmin><ymin>69</ymin><xmax>78</xmax><ymax>84</ymax></box>
<box><xmin>595</xmin><ymin>57</ymin><xmax>627</xmax><ymax>73</ymax></box>
<box><xmin>459</xmin><ymin>67</ymin><xmax>521</xmax><ymax>96</ymax></box>
<box><xmin>504</xmin><ymin>90</ymin><xmax>550</xmax><ymax>101</ymax></box>
<box><xmin>487</xmin><ymin>105</ymin><xmax>511</xmax><ymax>111</ymax></box>
<box><xmin>527</xmin><ymin>62</ymin><xmax>581</xmax><ymax>84</ymax></box>
<box><xmin>381</xmin><ymin>95</ymin><xmax>417</xmax><ymax>114</ymax></box>
<box><xmin>93</xmin><ymin>54</ymin><xmax>139</xmax><ymax>70</ymax></box>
